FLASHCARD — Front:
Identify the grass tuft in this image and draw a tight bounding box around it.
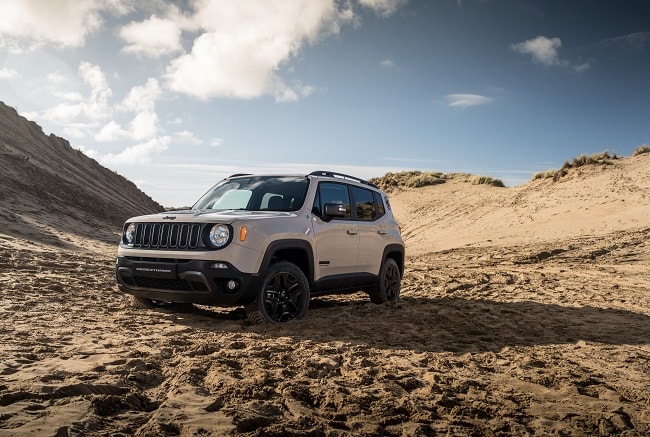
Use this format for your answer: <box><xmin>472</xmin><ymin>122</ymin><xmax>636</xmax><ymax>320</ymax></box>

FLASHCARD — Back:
<box><xmin>632</xmin><ymin>145</ymin><xmax>650</xmax><ymax>156</ymax></box>
<box><xmin>531</xmin><ymin>150</ymin><xmax>619</xmax><ymax>182</ymax></box>
<box><xmin>370</xmin><ymin>171</ymin><xmax>504</xmax><ymax>190</ymax></box>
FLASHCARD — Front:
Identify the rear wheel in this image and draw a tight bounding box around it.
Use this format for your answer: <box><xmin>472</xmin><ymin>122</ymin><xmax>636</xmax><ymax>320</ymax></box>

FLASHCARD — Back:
<box><xmin>245</xmin><ymin>261</ymin><xmax>310</xmax><ymax>324</ymax></box>
<box><xmin>369</xmin><ymin>258</ymin><xmax>401</xmax><ymax>304</ymax></box>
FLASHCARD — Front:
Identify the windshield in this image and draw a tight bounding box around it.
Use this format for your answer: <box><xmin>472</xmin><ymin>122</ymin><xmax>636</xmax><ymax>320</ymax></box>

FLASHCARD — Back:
<box><xmin>192</xmin><ymin>176</ymin><xmax>309</xmax><ymax>212</ymax></box>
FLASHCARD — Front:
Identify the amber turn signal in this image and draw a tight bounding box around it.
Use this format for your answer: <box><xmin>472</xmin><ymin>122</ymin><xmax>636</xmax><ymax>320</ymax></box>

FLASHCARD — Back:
<box><xmin>239</xmin><ymin>225</ymin><xmax>247</xmax><ymax>242</ymax></box>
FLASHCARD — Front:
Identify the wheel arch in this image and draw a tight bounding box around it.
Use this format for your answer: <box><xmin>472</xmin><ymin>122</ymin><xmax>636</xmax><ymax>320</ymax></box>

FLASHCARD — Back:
<box><xmin>382</xmin><ymin>244</ymin><xmax>405</xmax><ymax>277</ymax></box>
<box><xmin>259</xmin><ymin>239</ymin><xmax>315</xmax><ymax>286</ymax></box>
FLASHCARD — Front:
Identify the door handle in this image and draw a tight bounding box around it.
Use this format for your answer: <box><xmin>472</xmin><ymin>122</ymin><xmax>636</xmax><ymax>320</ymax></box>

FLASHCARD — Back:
<box><xmin>378</xmin><ymin>230</ymin><xmax>387</xmax><ymax>235</ymax></box>
<box><xmin>346</xmin><ymin>229</ymin><xmax>358</xmax><ymax>235</ymax></box>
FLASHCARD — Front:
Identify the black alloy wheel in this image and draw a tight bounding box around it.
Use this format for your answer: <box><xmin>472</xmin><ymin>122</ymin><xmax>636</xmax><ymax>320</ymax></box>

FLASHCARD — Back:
<box><xmin>369</xmin><ymin>258</ymin><xmax>401</xmax><ymax>304</ymax></box>
<box><xmin>246</xmin><ymin>261</ymin><xmax>310</xmax><ymax>324</ymax></box>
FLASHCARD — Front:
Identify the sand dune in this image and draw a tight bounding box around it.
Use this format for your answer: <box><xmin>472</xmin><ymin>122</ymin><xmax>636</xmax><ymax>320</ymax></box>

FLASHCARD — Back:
<box><xmin>1</xmin><ymin>103</ymin><xmax>649</xmax><ymax>435</ymax></box>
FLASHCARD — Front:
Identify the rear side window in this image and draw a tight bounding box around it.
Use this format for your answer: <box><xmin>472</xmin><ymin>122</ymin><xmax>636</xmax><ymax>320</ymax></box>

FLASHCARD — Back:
<box><xmin>373</xmin><ymin>191</ymin><xmax>386</xmax><ymax>217</ymax></box>
<box><xmin>313</xmin><ymin>182</ymin><xmax>351</xmax><ymax>219</ymax></box>
<box><xmin>351</xmin><ymin>186</ymin><xmax>376</xmax><ymax>221</ymax></box>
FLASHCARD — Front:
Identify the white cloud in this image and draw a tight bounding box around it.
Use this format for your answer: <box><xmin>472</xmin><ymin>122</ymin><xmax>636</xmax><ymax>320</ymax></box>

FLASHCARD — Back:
<box><xmin>511</xmin><ymin>36</ymin><xmax>563</xmax><ymax>67</ymax></box>
<box><xmin>95</xmin><ymin>120</ymin><xmax>128</xmax><ymax>142</ymax></box>
<box><xmin>599</xmin><ymin>32</ymin><xmax>650</xmax><ymax>51</ymax></box>
<box><xmin>165</xmin><ymin>1</ymin><xmax>342</xmax><ymax>101</ymax></box>
<box><xmin>91</xmin><ymin>78</ymin><xmax>164</xmax><ymax>143</ymax></box>
<box><xmin>119</xmin><ymin>14</ymin><xmax>184</xmax><ymax>58</ymax></box>
<box><xmin>380</xmin><ymin>59</ymin><xmax>395</xmax><ymax>68</ymax></box>
<box><xmin>446</xmin><ymin>93</ymin><xmax>492</xmax><ymax>109</ymax></box>
<box><xmin>119</xmin><ymin>78</ymin><xmax>161</xmax><ymax>113</ymax></box>
<box><xmin>46</xmin><ymin>71</ymin><xmax>66</xmax><ymax>84</ymax></box>
<box><xmin>511</xmin><ymin>35</ymin><xmax>590</xmax><ymax>72</ymax></box>
<box><xmin>37</xmin><ymin>62</ymin><xmax>113</xmax><ymax>138</ymax></box>
<box><xmin>0</xmin><ymin>0</ymin><xmax>128</xmax><ymax>49</ymax></box>
<box><xmin>51</xmin><ymin>91</ymin><xmax>84</xmax><ymax>101</ymax></box>
<box><xmin>78</xmin><ymin>61</ymin><xmax>112</xmax><ymax>119</ymax></box>
<box><xmin>129</xmin><ymin>111</ymin><xmax>159</xmax><ymax>140</ymax></box>
<box><xmin>0</xmin><ymin>67</ymin><xmax>18</xmax><ymax>79</ymax></box>
<box><xmin>358</xmin><ymin>0</ymin><xmax>408</xmax><ymax>17</ymax></box>
<box><xmin>99</xmin><ymin>136</ymin><xmax>172</xmax><ymax>166</ymax></box>
<box><xmin>172</xmin><ymin>130</ymin><xmax>202</xmax><ymax>146</ymax></box>
<box><xmin>209</xmin><ymin>137</ymin><xmax>224</xmax><ymax>147</ymax></box>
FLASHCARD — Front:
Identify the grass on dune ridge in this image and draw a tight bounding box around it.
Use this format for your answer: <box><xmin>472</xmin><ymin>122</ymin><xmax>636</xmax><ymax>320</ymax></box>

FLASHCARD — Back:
<box><xmin>533</xmin><ymin>145</ymin><xmax>649</xmax><ymax>182</ymax></box>
<box><xmin>369</xmin><ymin>171</ymin><xmax>505</xmax><ymax>191</ymax></box>
<box><xmin>370</xmin><ymin>145</ymin><xmax>649</xmax><ymax>191</ymax></box>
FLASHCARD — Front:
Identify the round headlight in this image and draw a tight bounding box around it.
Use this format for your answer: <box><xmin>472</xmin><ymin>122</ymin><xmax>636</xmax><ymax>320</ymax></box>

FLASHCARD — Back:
<box><xmin>209</xmin><ymin>224</ymin><xmax>230</xmax><ymax>248</ymax></box>
<box><xmin>124</xmin><ymin>223</ymin><xmax>136</xmax><ymax>245</ymax></box>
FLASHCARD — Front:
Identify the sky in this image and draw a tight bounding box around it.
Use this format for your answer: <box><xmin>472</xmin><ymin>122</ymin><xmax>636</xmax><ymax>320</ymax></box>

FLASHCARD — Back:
<box><xmin>0</xmin><ymin>0</ymin><xmax>648</xmax><ymax>207</ymax></box>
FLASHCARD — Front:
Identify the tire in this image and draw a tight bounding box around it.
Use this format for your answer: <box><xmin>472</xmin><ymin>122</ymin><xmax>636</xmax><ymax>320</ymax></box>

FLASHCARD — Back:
<box><xmin>245</xmin><ymin>261</ymin><xmax>310</xmax><ymax>324</ymax></box>
<box><xmin>130</xmin><ymin>295</ymin><xmax>194</xmax><ymax>312</ymax></box>
<box><xmin>369</xmin><ymin>258</ymin><xmax>401</xmax><ymax>304</ymax></box>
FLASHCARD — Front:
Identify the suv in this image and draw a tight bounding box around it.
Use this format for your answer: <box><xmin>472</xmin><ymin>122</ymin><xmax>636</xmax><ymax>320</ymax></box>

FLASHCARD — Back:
<box><xmin>116</xmin><ymin>171</ymin><xmax>404</xmax><ymax>324</ymax></box>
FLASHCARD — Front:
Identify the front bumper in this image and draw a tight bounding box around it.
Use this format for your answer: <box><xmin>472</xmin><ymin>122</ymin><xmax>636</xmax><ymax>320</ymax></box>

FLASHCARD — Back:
<box><xmin>115</xmin><ymin>256</ymin><xmax>260</xmax><ymax>306</ymax></box>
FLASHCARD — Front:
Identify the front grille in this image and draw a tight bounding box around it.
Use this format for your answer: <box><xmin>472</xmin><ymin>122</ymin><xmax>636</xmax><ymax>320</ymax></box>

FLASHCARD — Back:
<box><xmin>132</xmin><ymin>223</ymin><xmax>202</xmax><ymax>249</ymax></box>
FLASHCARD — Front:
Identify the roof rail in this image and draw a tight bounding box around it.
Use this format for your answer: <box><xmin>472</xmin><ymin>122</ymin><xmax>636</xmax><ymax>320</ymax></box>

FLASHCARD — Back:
<box><xmin>309</xmin><ymin>171</ymin><xmax>378</xmax><ymax>188</ymax></box>
<box><xmin>228</xmin><ymin>173</ymin><xmax>252</xmax><ymax>178</ymax></box>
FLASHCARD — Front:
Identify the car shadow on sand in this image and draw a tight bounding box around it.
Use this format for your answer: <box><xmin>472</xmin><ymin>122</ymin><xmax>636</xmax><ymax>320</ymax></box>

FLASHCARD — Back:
<box><xmin>169</xmin><ymin>294</ymin><xmax>650</xmax><ymax>354</ymax></box>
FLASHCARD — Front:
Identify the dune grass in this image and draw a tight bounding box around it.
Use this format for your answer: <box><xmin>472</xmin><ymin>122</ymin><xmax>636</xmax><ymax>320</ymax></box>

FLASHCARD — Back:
<box><xmin>532</xmin><ymin>151</ymin><xmax>619</xmax><ymax>182</ymax></box>
<box><xmin>632</xmin><ymin>144</ymin><xmax>650</xmax><ymax>156</ymax></box>
<box><xmin>370</xmin><ymin>171</ymin><xmax>504</xmax><ymax>191</ymax></box>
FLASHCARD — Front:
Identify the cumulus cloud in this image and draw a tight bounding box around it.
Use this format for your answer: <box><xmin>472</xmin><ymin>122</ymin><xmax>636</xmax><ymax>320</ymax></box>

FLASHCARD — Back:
<box><xmin>119</xmin><ymin>78</ymin><xmax>161</xmax><ymax>113</ymax></box>
<box><xmin>510</xmin><ymin>35</ymin><xmax>590</xmax><ymax>72</ymax></box>
<box><xmin>98</xmin><ymin>136</ymin><xmax>172</xmax><ymax>166</ymax></box>
<box><xmin>0</xmin><ymin>67</ymin><xmax>18</xmax><ymax>79</ymax></box>
<box><xmin>93</xmin><ymin>78</ymin><xmax>163</xmax><ymax>142</ymax></box>
<box><xmin>445</xmin><ymin>94</ymin><xmax>492</xmax><ymax>109</ymax></box>
<box><xmin>172</xmin><ymin>130</ymin><xmax>203</xmax><ymax>146</ymax></box>
<box><xmin>119</xmin><ymin>14</ymin><xmax>184</xmax><ymax>57</ymax></box>
<box><xmin>0</xmin><ymin>0</ymin><xmax>128</xmax><ymax>50</ymax></box>
<box><xmin>165</xmin><ymin>1</ymin><xmax>342</xmax><ymax>101</ymax></box>
<box><xmin>161</xmin><ymin>0</ymin><xmax>406</xmax><ymax>102</ymax></box>
<box><xmin>380</xmin><ymin>59</ymin><xmax>396</xmax><ymax>68</ymax></box>
<box><xmin>41</xmin><ymin>62</ymin><xmax>112</xmax><ymax>130</ymax></box>
<box><xmin>94</xmin><ymin>120</ymin><xmax>129</xmax><ymax>142</ymax></box>
<box><xmin>511</xmin><ymin>36</ymin><xmax>563</xmax><ymax>66</ymax></box>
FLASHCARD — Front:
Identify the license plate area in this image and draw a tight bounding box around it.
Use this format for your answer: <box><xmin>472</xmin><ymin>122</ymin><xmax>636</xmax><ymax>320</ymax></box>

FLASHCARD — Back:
<box><xmin>134</xmin><ymin>263</ymin><xmax>177</xmax><ymax>279</ymax></box>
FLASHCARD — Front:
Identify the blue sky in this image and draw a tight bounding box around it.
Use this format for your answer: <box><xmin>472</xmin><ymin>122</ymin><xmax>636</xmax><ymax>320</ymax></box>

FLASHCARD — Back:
<box><xmin>1</xmin><ymin>0</ymin><xmax>648</xmax><ymax>207</ymax></box>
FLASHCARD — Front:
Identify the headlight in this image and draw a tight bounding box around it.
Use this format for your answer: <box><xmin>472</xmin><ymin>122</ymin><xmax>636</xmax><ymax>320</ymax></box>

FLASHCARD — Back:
<box><xmin>124</xmin><ymin>223</ymin><xmax>136</xmax><ymax>245</ymax></box>
<box><xmin>208</xmin><ymin>224</ymin><xmax>230</xmax><ymax>248</ymax></box>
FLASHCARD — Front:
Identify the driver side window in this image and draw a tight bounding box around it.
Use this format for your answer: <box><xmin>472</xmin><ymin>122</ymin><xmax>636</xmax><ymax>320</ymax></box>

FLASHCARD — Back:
<box><xmin>312</xmin><ymin>182</ymin><xmax>351</xmax><ymax>219</ymax></box>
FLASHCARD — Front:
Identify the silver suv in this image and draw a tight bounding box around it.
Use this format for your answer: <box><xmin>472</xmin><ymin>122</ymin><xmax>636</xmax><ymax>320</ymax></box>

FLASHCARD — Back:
<box><xmin>115</xmin><ymin>171</ymin><xmax>404</xmax><ymax>324</ymax></box>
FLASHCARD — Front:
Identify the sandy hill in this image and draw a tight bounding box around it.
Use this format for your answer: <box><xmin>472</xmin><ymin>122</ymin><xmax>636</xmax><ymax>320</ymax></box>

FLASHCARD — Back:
<box><xmin>1</xmin><ymin>107</ymin><xmax>649</xmax><ymax>435</ymax></box>
<box><xmin>383</xmin><ymin>155</ymin><xmax>650</xmax><ymax>255</ymax></box>
<box><xmin>0</xmin><ymin>101</ymin><xmax>163</xmax><ymax>248</ymax></box>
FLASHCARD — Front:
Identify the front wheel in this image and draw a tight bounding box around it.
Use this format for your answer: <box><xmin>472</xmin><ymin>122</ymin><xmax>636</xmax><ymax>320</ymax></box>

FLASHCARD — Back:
<box><xmin>245</xmin><ymin>261</ymin><xmax>310</xmax><ymax>324</ymax></box>
<box><xmin>369</xmin><ymin>258</ymin><xmax>401</xmax><ymax>304</ymax></box>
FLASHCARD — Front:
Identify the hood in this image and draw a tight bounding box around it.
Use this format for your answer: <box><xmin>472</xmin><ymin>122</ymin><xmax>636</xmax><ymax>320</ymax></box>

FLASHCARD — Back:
<box><xmin>125</xmin><ymin>209</ymin><xmax>294</xmax><ymax>224</ymax></box>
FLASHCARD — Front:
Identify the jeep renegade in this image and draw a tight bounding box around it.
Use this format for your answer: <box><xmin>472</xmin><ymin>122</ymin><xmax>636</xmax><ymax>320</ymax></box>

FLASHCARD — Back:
<box><xmin>116</xmin><ymin>171</ymin><xmax>404</xmax><ymax>324</ymax></box>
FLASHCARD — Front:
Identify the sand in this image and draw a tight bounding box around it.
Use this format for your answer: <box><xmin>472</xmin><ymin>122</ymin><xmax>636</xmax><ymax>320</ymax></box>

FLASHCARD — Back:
<box><xmin>1</xmin><ymin>154</ymin><xmax>649</xmax><ymax>436</ymax></box>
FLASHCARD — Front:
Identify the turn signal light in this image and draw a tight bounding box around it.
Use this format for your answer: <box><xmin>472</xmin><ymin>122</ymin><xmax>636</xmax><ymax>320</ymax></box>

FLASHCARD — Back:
<box><xmin>239</xmin><ymin>225</ymin><xmax>247</xmax><ymax>242</ymax></box>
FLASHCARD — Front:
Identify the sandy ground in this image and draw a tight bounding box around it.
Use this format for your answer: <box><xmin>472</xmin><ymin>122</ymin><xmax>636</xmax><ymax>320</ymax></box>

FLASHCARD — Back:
<box><xmin>1</xmin><ymin>156</ymin><xmax>649</xmax><ymax>436</ymax></box>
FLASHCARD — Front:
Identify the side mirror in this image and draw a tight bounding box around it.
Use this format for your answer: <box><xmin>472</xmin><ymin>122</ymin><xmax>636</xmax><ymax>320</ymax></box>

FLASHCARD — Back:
<box><xmin>323</xmin><ymin>203</ymin><xmax>347</xmax><ymax>219</ymax></box>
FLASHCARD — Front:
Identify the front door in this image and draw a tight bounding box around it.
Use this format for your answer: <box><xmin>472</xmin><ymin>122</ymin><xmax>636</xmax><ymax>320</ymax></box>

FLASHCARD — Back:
<box><xmin>311</xmin><ymin>182</ymin><xmax>359</xmax><ymax>280</ymax></box>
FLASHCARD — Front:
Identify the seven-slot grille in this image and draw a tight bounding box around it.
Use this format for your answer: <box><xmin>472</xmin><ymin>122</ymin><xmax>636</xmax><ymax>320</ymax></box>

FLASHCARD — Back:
<box><xmin>131</xmin><ymin>223</ymin><xmax>202</xmax><ymax>249</ymax></box>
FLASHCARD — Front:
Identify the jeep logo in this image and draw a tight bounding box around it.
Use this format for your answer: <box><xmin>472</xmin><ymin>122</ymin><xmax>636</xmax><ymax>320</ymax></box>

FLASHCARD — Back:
<box><xmin>162</xmin><ymin>216</ymin><xmax>176</xmax><ymax>220</ymax></box>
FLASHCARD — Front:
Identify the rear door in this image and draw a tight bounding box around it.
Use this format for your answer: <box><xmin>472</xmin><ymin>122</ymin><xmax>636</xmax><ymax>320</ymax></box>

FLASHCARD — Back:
<box><xmin>350</xmin><ymin>186</ymin><xmax>385</xmax><ymax>274</ymax></box>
